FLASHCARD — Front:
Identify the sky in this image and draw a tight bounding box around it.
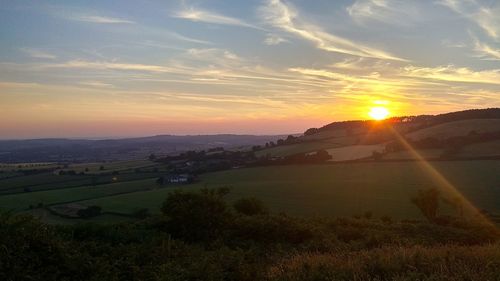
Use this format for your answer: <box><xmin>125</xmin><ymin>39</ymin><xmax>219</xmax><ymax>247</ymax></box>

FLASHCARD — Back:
<box><xmin>0</xmin><ymin>0</ymin><xmax>499</xmax><ymax>139</ymax></box>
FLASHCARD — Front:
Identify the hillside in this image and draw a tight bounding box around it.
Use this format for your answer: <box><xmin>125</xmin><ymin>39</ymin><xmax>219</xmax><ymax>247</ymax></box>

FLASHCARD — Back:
<box><xmin>257</xmin><ymin>108</ymin><xmax>500</xmax><ymax>160</ymax></box>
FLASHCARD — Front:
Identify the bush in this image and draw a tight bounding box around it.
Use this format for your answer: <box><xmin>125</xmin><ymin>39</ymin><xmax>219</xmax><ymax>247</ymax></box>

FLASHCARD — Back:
<box><xmin>233</xmin><ymin>198</ymin><xmax>268</xmax><ymax>216</ymax></box>
<box><xmin>231</xmin><ymin>215</ymin><xmax>313</xmax><ymax>244</ymax></box>
<box><xmin>161</xmin><ymin>188</ymin><xmax>232</xmax><ymax>242</ymax></box>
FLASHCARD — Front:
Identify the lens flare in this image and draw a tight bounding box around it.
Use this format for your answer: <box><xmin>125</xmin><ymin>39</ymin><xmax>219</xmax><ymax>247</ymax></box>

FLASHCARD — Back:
<box><xmin>369</xmin><ymin>107</ymin><xmax>389</xmax><ymax>120</ymax></box>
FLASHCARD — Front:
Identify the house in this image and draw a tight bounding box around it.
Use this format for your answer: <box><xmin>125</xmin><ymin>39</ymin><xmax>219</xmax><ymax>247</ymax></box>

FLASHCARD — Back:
<box><xmin>168</xmin><ymin>174</ymin><xmax>190</xmax><ymax>183</ymax></box>
<box><xmin>158</xmin><ymin>173</ymin><xmax>195</xmax><ymax>185</ymax></box>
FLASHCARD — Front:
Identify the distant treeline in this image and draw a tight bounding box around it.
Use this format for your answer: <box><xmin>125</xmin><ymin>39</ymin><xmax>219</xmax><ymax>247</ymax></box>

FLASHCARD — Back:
<box><xmin>305</xmin><ymin>108</ymin><xmax>500</xmax><ymax>136</ymax></box>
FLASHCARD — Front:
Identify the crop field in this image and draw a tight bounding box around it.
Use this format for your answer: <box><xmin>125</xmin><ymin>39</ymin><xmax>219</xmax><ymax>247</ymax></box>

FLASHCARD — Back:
<box><xmin>79</xmin><ymin>160</ymin><xmax>500</xmax><ymax>219</ymax></box>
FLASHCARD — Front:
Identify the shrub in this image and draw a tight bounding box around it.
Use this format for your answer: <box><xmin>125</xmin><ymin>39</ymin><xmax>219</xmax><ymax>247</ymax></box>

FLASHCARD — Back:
<box><xmin>161</xmin><ymin>188</ymin><xmax>232</xmax><ymax>242</ymax></box>
<box><xmin>411</xmin><ymin>188</ymin><xmax>440</xmax><ymax>223</ymax></box>
<box><xmin>233</xmin><ymin>198</ymin><xmax>268</xmax><ymax>216</ymax></box>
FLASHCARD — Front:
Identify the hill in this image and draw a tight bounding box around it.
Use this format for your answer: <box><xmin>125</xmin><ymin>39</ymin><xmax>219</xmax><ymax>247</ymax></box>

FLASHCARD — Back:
<box><xmin>0</xmin><ymin>134</ymin><xmax>286</xmax><ymax>163</ymax></box>
<box><xmin>257</xmin><ymin>108</ymin><xmax>500</xmax><ymax>160</ymax></box>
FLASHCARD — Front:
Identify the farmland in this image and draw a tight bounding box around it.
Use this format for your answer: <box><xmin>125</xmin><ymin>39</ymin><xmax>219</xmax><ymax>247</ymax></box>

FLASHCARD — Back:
<box><xmin>1</xmin><ymin>159</ymin><xmax>496</xmax><ymax>223</ymax></box>
<box><xmin>80</xmin><ymin>160</ymin><xmax>500</xmax><ymax>219</ymax></box>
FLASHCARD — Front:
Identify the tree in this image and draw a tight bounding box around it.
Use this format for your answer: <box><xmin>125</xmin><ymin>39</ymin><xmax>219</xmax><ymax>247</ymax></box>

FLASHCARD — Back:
<box><xmin>233</xmin><ymin>198</ymin><xmax>268</xmax><ymax>216</ymax></box>
<box><xmin>411</xmin><ymin>188</ymin><xmax>440</xmax><ymax>223</ymax></box>
<box><xmin>148</xmin><ymin>153</ymin><xmax>156</xmax><ymax>161</ymax></box>
<box><xmin>314</xmin><ymin>149</ymin><xmax>332</xmax><ymax>162</ymax></box>
<box><xmin>161</xmin><ymin>188</ymin><xmax>232</xmax><ymax>241</ymax></box>
<box><xmin>443</xmin><ymin>195</ymin><xmax>465</xmax><ymax>218</ymax></box>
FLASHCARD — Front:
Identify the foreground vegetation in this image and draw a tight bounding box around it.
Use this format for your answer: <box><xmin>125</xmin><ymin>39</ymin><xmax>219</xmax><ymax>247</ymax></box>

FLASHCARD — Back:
<box><xmin>1</xmin><ymin>188</ymin><xmax>499</xmax><ymax>281</ymax></box>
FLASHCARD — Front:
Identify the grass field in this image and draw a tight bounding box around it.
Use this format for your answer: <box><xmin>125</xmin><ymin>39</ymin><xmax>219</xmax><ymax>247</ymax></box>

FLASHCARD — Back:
<box><xmin>0</xmin><ymin>178</ymin><xmax>160</xmax><ymax>211</ymax></box>
<box><xmin>79</xmin><ymin>160</ymin><xmax>500</xmax><ymax>219</ymax></box>
<box><xmin>256</xmin><ymin>136</ymin><xmax>358</xmax><ymax>157</ymax></box>
<box><xmin>0</xmin><ymin>171</ymin><xmax>165</xmax><ymax>195</ymax></box>
<box><xmin>458</xmin><ymin>139</ymin><xmax>500</xmax><ymax>157</ymax></box>
<box><xmin>326</xmin><ymin>144</ymin><xmax>384</xmax><ymax>161</ymax></box>
<box><xmin>406</xmin><ymin>119</ymin><xmax>500</xmax><ymax>141</ymax></box>
<box><xmin>60</xmin><ymin>160</ymin><xmax>157</xmax><ymax>174</ymax></box>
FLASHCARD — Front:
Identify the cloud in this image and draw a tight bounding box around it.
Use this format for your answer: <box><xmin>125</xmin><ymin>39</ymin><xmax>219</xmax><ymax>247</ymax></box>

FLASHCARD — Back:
<box><xmin>472</xmin><ymin>37</ymin><xmax>500</xmax><ymax>60</ymax></box>
<box><xmin>347</xmin><ymin>0</ymin><xmax>420</xmax><ymax>25</ymax></box>
<box><xmin>21</xmin><ymin>48</ymin><xmax>57</xmax><ymax>59</ymax></box>
<box><xmin>74</xmin><ymin>15</ymin><xmax>135</xmax><ymax>24</ymax></box>
<box><xmin>166</xmin><ymin>31</ymin><xmax>213</xmax><ymax>45</ymax></box>
<box><xmin>264</xmin><ymin>34</ymin><xmax>288</xmax><ymax>45</ymax></box>
<box><xmin>258</xmin><ymin>0</ymin><xmax>406</xmax><ymax>61</ymax></box>
<box><xmin>45</xmin><ymin>60</ymin><xmax>173</xmax><ymax>73</ymax></box>
<box><xmin>440</xmin><ymin>0</ymin><xmax>500</xmax><ymax>40</ymax></box>
<box><xmin>75</xmin><ymin>15</ymin><xmax>135</xmax><ymax>24</ymax></box>
<box><xmin>173</xmin><ymin>7</ymin><xmax>261</xmax><ymax>29</ymax></box>
<box><xmin>78</xmin><ymin>81</ymin><xmax>115</xmax><ymax>88</ymax></box>
<box><xmin>404</xmin><ymin>65</ymin><xmax>500</xmax><ymax>85</ymax></box>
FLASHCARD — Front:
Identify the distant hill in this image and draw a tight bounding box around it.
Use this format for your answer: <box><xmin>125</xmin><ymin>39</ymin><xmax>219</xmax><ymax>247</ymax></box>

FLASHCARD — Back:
<box><xmin>258</xmin><ymin>108</ymin><xmax>500</xmax><ymax>160</ymax></box>
<box><xmin>0</xmin><ymin>134</ymin><xmax>287</xmax><ymax>163</ymax></box>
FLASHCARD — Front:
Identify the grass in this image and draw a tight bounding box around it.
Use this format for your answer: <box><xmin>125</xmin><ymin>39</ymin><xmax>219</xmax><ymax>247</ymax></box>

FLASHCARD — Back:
<box><xmin>382</xmin><ymin>149</ymin><xmax>443</xmax><ymax>160</ymax></box>
<box><xmin>267</xmin><ymin>243</ymin><xmax>500</xmax><ymax>281</ymax></box>
<box><xmin>0</xmin><ymin>178</ymin><xmax>161</xmax><ymax>211</ymax></box>
<box><xmin>61</xmin><ymin>159</ymin><xmax>156</xmax><ymax>174</ymax></box>
<box><xmin>256</xmin><ymin>136</ymin><xmax>358</xmax><ymax>157</ymax></box>
<box><xmin>0</xmin><ymin>171</ymin><xmax>165</xmax><ymax>195</ymax></box>
<box><xmin>0</xmin><ymin>173</ymin><xmax>88</xmax><ymax>191</ymax></box>
<box><xmin>406</xmin><ymin>119</ymin><xmax>500</xmax><ymax>141</ymax></box>
<box><xmin>326</xmin><ymin>144</ymin><xmax>384</xmax><ymax>161</ymax></box>
<box><xmin>458</xmin><ymin>139</ymin><xmax>500</xmax><ymax>157</ymax></box>
<box><xmin>80</xmin><ymin>160</ymin><xmax>500</xmax><ymax>219</ymax></box>
<box><xmin>20</xmin><ymin>208</ymin><xmax>135</xmax><ymax>224</ymax></box>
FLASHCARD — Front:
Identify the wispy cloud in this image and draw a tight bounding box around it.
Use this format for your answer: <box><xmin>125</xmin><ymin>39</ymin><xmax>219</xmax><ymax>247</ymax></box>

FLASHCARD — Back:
<box><xmin>347</xmin><ymin>0</ymin><xmax>420</xmax><ymax>25</ymax></box>
<box><xmin>21</xmin><ymin>48</ymin><xmax>57</xmax><ymax>59</ymax></box>
<box><xmin>45</xmin><ymin>60</ymin><xmax>173</xmax><ymax>73</ymax></box>
<box><xmin>264</xmin><ymin>34</ymin><xmax>288</xmax><ymax>45</ymax></box>
<box><xmin>404</xmin><ymin>65</ymin><xmax>500</xmax><ymax>85</ymax></box>
<box><xmin>75</xmin><ymin>15</ymin><xmax>135</xmax><ymax>24</ymax></box>
<box><xmin>258</xmin><ymin>0</ymin><xmax>406</xmax><ymax>61</ymax></box>
<box><xmin>472</xmin><ymin>37</ymin><xmax>500</xmax><ymax>61</ymax></box>
<box><xmin>78</xmin><ymin>81</ymin><xmax>115</xmax><ymax>88</ymax></box>
<box><xmin>440</xmin><ymin>0</ymin><xmax>500</xmax><ymax>40</ymax></box>
<box><xmin>173</xmin><ymin>7</ymin><xmax>261</xmax><ymax>29</ymax></box>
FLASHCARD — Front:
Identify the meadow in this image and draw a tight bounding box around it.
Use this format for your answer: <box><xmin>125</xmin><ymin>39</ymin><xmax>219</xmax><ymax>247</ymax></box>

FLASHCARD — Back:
<box><xmin>79</xmin><ymin>160</ymin><xmax>500</xmax><ymax>219</ymax></box>
<box><xmin>1</xmin><ymin>159</ymin><xmax>498</xmax><ymax>223</ymax></box>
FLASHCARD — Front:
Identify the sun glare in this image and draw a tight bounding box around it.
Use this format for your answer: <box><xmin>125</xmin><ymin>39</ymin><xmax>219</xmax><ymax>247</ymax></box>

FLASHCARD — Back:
<box><xmin>368</xmin><ymin>106</ymin><xmax>390</xmax><ymax>120</ymax></box>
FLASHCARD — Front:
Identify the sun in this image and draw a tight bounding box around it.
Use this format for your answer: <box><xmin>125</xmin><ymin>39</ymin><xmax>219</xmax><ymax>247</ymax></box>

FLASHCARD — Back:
<box><xmin>368</xmin><ymin>106</ymin><xmax>390</xmax><ymax>120</ymax></box>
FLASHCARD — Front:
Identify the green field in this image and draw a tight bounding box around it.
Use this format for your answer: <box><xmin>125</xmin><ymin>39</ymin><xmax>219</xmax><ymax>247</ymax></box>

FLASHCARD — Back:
<box><xmin>1</xmin><ymin>160</ymin><xmax>498</xmax><ymax>222</ymax></box>
<box><xmin>0</xmin><ymin>171</ymin><xmax>165</xmax><ymax>195</ymax></box>
<box><xmin>406</xmin><ymin>119</ymin><xmax>500</xmax><ymax>141</ymax></box>
<box><xmin>0</xmin><ymin>178</ymin><xmax>160</xmax><ymax>211</ymax></box>
<box><xmin>79</xmin><ymin>160</ymin><xmax>500</xmax><ymax>219</ymax></box>
<box><xmin>256</xmin><ymin>136</ymin><xmax>358</xmax><ymax>157</ymax></box>
<box><xmin>62</xmin><ymin>160</ymin><xmax>157</xmax><ymax>174</ymax></box>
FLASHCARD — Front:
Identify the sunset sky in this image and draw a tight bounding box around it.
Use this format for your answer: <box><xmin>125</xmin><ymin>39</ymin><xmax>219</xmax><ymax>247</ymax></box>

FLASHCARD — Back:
<box><xmin>1</xmin><ymin>0</ymin><xmax>499</xmax><ymax>138</ymax></box>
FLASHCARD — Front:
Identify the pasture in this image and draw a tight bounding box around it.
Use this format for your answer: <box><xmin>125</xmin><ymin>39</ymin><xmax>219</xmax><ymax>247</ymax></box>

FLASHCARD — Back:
<box><xmin>0</xmin><ymin>178</ymin><xmax>160</xmax><ymax>211</ymax></box>
<box><xmin>80</xmin><ymin>160</ymin><xmax>500</xmax><ymax>219</ymax></box>
<box><xmin>1</xmin><ymin>159</ymin><xmax>498</xmax><ymax>223</ymax></box>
